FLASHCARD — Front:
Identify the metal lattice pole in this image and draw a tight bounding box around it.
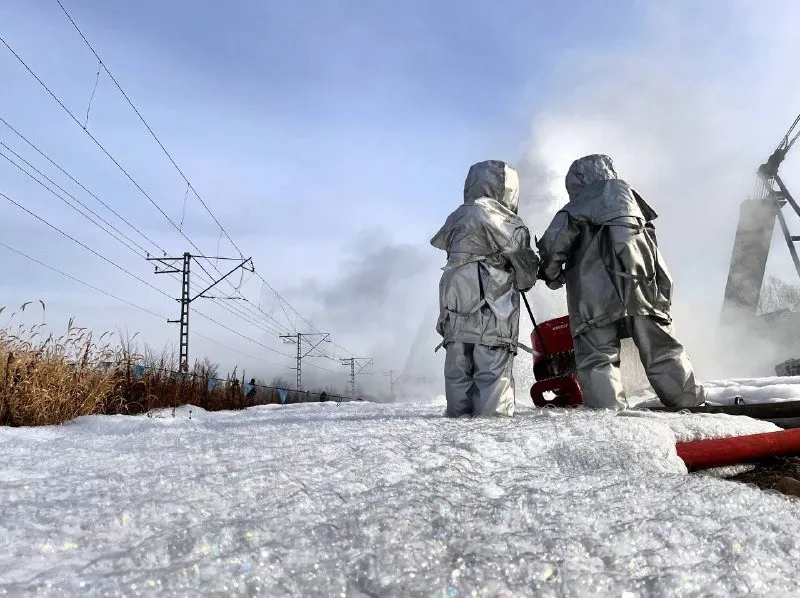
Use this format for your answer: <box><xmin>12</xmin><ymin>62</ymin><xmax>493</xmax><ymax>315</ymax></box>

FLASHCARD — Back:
<box><xmin>178</xmin><ymin>252</ymin><xmax>191</xmax><ymax>371</ymax></box>
<box><xmin>340</xmin><ymin>357</ymin><xmax>373</xmax><ymax>400</ymax></box>
<box><xmin>383</xmin><ymin>369</ymin><xmax>403</xmax><ymax>401</ymax></box>
<box><xmin>296</xmin><ymin>332</ymin><xmax>302</xmax><ymax>391</ymax></box>
<box><xmin>350</xmin><ymin>359</ymin><xmax>355</xmax><ymax>399</ymax></box>
<box><xmin>148</xmin><ymin>253</ymin><xmax>254</xmax><ymax>372</ymax></box>
<box><xmin>280</xmin><ymin>332</ymin><xmax>331</xmax><ymax>391</ymax></box>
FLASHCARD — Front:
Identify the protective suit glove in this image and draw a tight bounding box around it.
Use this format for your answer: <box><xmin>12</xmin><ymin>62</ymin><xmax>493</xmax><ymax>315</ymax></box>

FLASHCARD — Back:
<box><xmin>536</xmin><ymin>263</ymin><xmax>566</xmax><ymax>290</ymax></box>
<box><xmin>546</xmin><ymin>273</ymin><xmax>565</xmax><ymax>290</ymax></box>
<box><xmin>514</xmin><ymin>279</ymin><xmax>535</xmax><ymax>293</ymax></box>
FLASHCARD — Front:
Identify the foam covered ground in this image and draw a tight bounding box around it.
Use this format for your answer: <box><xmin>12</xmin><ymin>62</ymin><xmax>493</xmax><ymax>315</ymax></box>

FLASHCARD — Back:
<box><xmin>2</xmin><ymin>398</ymin><xmax>800</xmax><ymax>596</ymax></box>
<box><xmin>631</xmin><ymin>375</ymin><xmax>800</xmax><ymax>407</ymax></box>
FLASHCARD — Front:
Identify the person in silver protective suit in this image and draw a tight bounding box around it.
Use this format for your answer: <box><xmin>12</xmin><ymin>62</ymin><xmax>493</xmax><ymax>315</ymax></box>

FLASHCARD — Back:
<box><xmin>431</xmin><ymin>160</ymin><xmax>540</xmax><ymax>417</ymax></box>
<box><xmin>536</xmin><ymin>154</ymin><xmax>706</xmax><ymax>411</ymax></box>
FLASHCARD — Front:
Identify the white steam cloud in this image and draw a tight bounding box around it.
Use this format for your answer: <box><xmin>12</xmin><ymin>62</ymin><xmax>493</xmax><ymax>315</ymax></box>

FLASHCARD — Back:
<box><xmin>514</xmin><ymin>1</ymin><xmax>800</xmax><ymax>383</ymax></box>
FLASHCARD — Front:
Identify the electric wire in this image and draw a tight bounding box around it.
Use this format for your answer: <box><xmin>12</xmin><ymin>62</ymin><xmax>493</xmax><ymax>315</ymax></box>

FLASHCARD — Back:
<box><xmin>0</xmin><ymin>149</ymin><xmax>291</xmax><ymax>339</ymax></box>
<box><xmin>0</xmin><ymin>142</ymin><xmax>150</xmax><ymax>257</ymax></box>
<box><xmin>1</xmin><ymin>26</ymin><xmax>357</xmax><ymax>365</ymax></box>
<box><xmin>0</xmin><ymin>33</ymin><xmax>270</xmax><ymax>325</ymax></box>
<box><xmin>0</xmin><ymin>240</ymin><xmax>165</xmax><ymax>320</ymax></box>
<box><xmin>0</xmin><ymin>240</ymin><xmax>288</xmax><ymax>366</ymax></box>
<box><xmin>46</xmin><ymin>6</ymin><xmax>357</xmax><ymax>357</ymax></box>
<box><xmin>0</xmin><ymin>189</ymin><xmax>346</xmax><ymax>375</ymax></box>
<box><xmin>0</xmin><ymin>114</ymin><xmax>296</xmax><ymax>337</ymax></box>
<box><xmin>0</xmin><ymin>189</ymin><xmax>173</xmax><ymax>300</ymax></box>
<box><xmin>0</xmin><ymin>114</ymin><xmax>165</xmax><ymax>254</ymax></box>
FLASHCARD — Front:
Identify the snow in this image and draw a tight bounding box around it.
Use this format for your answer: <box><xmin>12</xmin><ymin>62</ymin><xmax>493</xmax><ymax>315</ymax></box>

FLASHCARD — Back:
<box><xmin>703</xmin><ymin>376</ymin><xmax>800</xmax><ymax>403</ymax></box>
<box><xmin>632</xmin><ymin>375</ymin><xmax>800</xmax><ymax>407</ymax></box>
<box><xmin>2</xmin><ymin>386</ymin><xmax>800</xmax><ymax>595</ymax></box>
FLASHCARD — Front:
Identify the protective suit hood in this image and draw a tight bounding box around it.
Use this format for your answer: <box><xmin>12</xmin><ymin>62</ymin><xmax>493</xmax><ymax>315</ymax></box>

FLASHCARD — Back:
<box><xmin>463</xmin><ymin>160</ymin><xmax>520</xmax><ymax>213</ymax></box>
<box><xmin>565</xmin><ymin>154</ymin><xmax>617</xmax><ymax>200</ymax></box>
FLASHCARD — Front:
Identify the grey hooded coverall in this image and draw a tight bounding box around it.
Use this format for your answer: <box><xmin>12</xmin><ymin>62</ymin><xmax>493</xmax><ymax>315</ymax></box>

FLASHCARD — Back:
<box><xmin>431</xmin><ymin>160</ymin><xmax>540</xmax><ymax>417</ymax></box>
<box><xmin>536</xmin><ymin>154</ymin><xmax>705</xmax><ymax>410</ymax></box>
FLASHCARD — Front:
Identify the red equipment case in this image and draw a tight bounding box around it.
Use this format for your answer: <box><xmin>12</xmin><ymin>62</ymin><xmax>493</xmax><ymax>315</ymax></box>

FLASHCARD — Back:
<box><xmin>529</xmin><ymin>315</ymin><xmax>584</xmax><ymax>408</ymax></box>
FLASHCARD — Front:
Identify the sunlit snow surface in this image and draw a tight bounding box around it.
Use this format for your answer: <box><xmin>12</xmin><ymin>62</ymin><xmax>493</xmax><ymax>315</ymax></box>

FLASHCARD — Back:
<box><xmin>632</xmin><ymin>375</ymin><xmax>800</xmax><ymax>407</ymax></box>
<box><xmin>2</xmin><ymin>382</ymin><xmax>800</xmax><ymax>596</ymax></box>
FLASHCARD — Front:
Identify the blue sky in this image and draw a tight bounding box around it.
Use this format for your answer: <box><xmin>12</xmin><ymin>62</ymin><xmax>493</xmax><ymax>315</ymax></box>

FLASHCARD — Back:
<box><xmin>2</xmin><ymin>1</ymin><xmax>800</xmax><ymax>393</ymax></box>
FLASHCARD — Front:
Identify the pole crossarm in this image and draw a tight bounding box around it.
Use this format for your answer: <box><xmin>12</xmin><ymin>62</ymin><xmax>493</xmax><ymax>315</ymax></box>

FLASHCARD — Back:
<box><xmin>190</xmin><ymin>257</ymin><xmax>253</xmax><ymax>303</ymax></box>
<box><xmin>356</xmin><ymin>358</ymin><xmax>373</xmax><ymax>376</ymax></box>
<box><xmin>279</xmin><ymin>332</ymin><xmax>331</xmax><ymax>391</ymax></box>
<box><xmin>146</xmin><ymin>255</ymin><xmax>182</xmax><ymax>274</ymax></box>
<box><xmin>302</xmin><ymin>333</ymin><xmax>331</xmax><ymax>358</ymax></box>
<box><xmin>148</xmin><ymin>252</ymin><xmax>254</xmax><ymax>372</ymax></box>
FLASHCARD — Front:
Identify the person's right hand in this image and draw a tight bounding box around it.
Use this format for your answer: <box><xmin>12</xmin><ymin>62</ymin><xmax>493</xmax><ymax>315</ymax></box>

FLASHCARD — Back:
<box><xmin>545</xmin><ymin>271</ymin><xmax>566</xmax><ymax>290</ymax></box>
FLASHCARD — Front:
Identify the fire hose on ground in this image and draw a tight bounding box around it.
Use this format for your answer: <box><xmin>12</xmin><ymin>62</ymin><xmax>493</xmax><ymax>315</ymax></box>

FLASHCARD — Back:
<box><xmin>676</xmin><ymin>428</ymin><xmax>800</xmax><ymax>471</ymax></box>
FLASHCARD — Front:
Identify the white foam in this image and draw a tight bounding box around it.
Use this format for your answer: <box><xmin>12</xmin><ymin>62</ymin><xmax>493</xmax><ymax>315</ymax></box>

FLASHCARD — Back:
<box><xmin>632</xmin><ymin>376</ymin><xmax>800</xmax><ymax>408</ymax></box>
<box><xmin>1</xmin><ymin>399</ymin><xmax>799</xmax><ymax>595</ymax></box>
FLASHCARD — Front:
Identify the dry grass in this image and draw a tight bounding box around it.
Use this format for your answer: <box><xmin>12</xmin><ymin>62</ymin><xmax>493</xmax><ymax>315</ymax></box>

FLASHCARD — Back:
<box><xmin>0</xmin><ymin>304</ymin><xmax>330</xmax><ymax>427</ymax></box>
<box><xmin>0</xmin><ymin>304</ymin><xmax>117</xmax><ymax>426</ymax></box>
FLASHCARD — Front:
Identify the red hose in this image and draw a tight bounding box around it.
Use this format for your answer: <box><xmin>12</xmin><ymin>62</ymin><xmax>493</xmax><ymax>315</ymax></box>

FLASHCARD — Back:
<box><xmin>676</xmin><ymin>428</ymin><xmax>800</xmax><ymax>471</ymax></box>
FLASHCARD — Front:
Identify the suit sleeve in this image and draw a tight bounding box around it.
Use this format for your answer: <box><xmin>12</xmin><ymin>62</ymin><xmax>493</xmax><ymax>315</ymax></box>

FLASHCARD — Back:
<box><xmin>536</xmin><ymin>211</ymin><xmax>579</xmax><ymax>290</ymax></box>
<box><xmin>501</xmin><ymin>225</ymin><xmax>540</xmax><ymax>292</ymax></box>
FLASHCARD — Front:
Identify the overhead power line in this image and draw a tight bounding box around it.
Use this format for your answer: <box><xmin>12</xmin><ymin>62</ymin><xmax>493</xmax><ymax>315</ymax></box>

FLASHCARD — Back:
<box><xmin>0</xmin><ymin>187</ymin><xmax>349</xmax><ymax>377</ymax></box>
<box><xmin>1</xmin><ymin>22</ymin><xmax>357</xmax><ymax>364</ymax></box>
<box><xmin>340</xmin><ymin>357</ymin><xmax>374</xmax><ymax>399</ymax></box>
<box><xmin>0</xmin><ymin>240</ymin><xmax>164</xmax><ymax>320</ymax></box>
<box><xmin>53</xmin><ymin>0</ymin><xmax>241</xmax><ymax>255</ymax></box>
<box><xmin>0</xmin><ymin>113</ymin><xmax>297</xmax><ymax>339</ymax></box>
<box><xmin>148</xmin><ymin>252</ymin><xmax>254</xmax><ymax>372</ymax></box>
<box><xmin>0</xmin><ymin>188</ymin><xmax>289</xmax><ymax>361</ymax></box>
<box><xmin>0</xmin><ymin>240</ymin><xmax>286</xmax><ymax>367</ymax></box>
<box><xmin>0</xmin><ymin>34</ymin><xmax>191</xmax><ymax>245</ymax></box>
<box><xmin>0</xmin><ymin>192</ymin><xmax>311</xmax><ymax>366</ymax></box>
<box><xmin>0</xmin><ymin>148</ymin><xmax>291</xmax><ymax>339</ymax></box>
<box><xmin>47</xmin><ymin>4</ymin><xmax>357</xmax><ymax>358</ymax></box>
<box><xmin>279</xmin><ymin>332</ymin><xmax>331</xmax><ymax>391</ymax></box>
<box><xmin>0</xmin><ymin>34</ymin><xmax>269</xmax><ymax>328</ymax></box>
<box><xmin>0</xmin><ymin>114</ymin><xmax>164</xmax><ymax>255</ymax></box>
<box><xmin>0</xmin><ymin>142</ymin><xmax>149</xmax><ymax>258</ymax></box>
<box><xmin>0</xmin><ymin>189</ymin><xmax>172</xmax><ymax>300</ymax></box>
<box><xmin>0</xmin><ymin>37</ymin><xmax>303</xmax><ymax>345</ymax></box>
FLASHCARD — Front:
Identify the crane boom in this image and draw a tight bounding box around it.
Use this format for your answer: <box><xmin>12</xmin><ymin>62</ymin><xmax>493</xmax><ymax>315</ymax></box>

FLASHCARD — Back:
<box><xmin>717</xmin><ymin>110</ymin><xmax>800</xmax><ymax>376</ymax></box>
<box><xmin>759</xmin><ymin>112</ymin><xmax>800</xmax><ymax>179</ymax></box>
<box><xmin>756</xmin><ymin>112</ymin><xmax>800</xmax><ymax>280</ymax></box>
<box><xmin>722</xmin><ymin>111</ymin><xmax>800</xmax><ymax>331</ymax></box>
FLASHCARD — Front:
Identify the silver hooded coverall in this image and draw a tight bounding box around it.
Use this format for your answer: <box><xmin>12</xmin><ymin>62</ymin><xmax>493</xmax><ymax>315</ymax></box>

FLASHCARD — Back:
<box><xmin>536</xmin><ymin>154</ymin><xmax>705</xmax><ymax>410</ymax></box>
<box><xmin>431</xmin><ymin>160</ymin><xmax>540</xmax><ymax>417</ymax></box>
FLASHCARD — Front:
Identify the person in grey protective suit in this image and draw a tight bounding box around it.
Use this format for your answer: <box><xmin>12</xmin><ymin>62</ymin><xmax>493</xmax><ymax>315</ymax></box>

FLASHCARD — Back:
<box><xmin>536</xmin><ymin>154</ymin><xmax>705</xmax><ymax>410</ymax></box>
<box><xmin>431</xmin><ymin>160</ymin><xmax>540</xmax><ymax>417</ymax></box>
